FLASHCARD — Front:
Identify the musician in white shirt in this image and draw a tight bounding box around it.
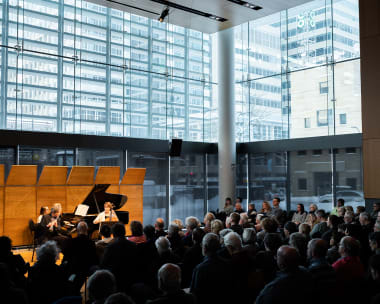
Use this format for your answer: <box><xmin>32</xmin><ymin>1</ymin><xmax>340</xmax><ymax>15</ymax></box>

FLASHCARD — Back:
<box><xmin>93</xmin><ymin>202</ymin><xmax>118</xmax><ymax>224</ymax></box>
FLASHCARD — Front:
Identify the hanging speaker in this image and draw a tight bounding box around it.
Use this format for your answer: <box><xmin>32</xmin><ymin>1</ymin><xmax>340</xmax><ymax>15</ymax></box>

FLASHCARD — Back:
<box><xmin>169</xmin><ymin>139</ymin><xmax>182</xmax><ymax>157</ymax></box>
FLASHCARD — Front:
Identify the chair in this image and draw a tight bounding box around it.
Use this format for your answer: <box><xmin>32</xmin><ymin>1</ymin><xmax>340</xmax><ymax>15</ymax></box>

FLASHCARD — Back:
<box><xmin>28</xmin><ymin>219</ymin><xmax>38</xmax><ymax>262</ymax></box>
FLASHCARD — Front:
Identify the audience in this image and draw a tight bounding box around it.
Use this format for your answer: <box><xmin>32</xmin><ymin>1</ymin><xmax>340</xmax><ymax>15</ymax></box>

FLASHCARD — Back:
<box><xmin>6</xmin><ymin>199</ymin><xmax>380</xmax><ymax>304</ymax></box>
<box><xmin>223</xmin><ymin>197</ymin><xmax>234</xmax><ymax>215</ymax></box>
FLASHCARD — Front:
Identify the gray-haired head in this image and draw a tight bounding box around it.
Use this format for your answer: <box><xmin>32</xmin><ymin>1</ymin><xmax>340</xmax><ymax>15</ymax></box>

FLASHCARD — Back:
<box><xmin>158</xmin><ymin>263</ymin><xmax>182</xmax><ymax>292</ymax></box>
<box><xmin>155</xmin><ymin>236</ymin><xmax>171</xmax><ymax>255</ymax></box>
<box><xmin>242</xmin><ymin>228</ymin><xmax>256</xmax><ymax>245</ymax></box>
<box><xmin>202</xmin><ymin>233</ymin><xmax>220</xmax><ymax>257</ymax></box>
<box><xmin>339</xmin><ymin>236</ymin><xmax>360</xmax><ymax>257</ymax></box>
<box><xmin>359</xmin><ymin>212</ymin><xmax>370</xmax><ymax>225</ymax></box>
<box><xmin>88</xmin><ymin>270</ymin><xmax>116</xmax><ymax>302</ymax></box>
<box><xmin>37</xmin><ymin>240</ymin><xmax>59</xmax><ymax>264</ymax></box>
<box><xmin>307</xmin><ymin>238</ymin><xmax>328</xmax><ymax>260</ymax></box>
<box><xmin>77</xmin><ymin>221</ymin><xmax>88</xmax><ymax>235</ymax></box>
<box><xmin>289</xmin><ymin>232</ymin><xmax>307</xmax><ymax>256</ymax></box>
<box><xmin>224</xmin><ymin>232</ymin><xmax>242</xmax><ymax>254</ymax></box>
<box><xmin>105</xmin><ymin>292</ymin><xmax>135</xmax><ymax>304</ymax></box>
<box><xmin>167</xmin><ymin>224</ymin><xmax>180</xmax><ymax>237</ymax></box>
<box><xmin>185</xmin><ymin>216</ymin><xmax>199</xmax><ymax>231</ymax></box>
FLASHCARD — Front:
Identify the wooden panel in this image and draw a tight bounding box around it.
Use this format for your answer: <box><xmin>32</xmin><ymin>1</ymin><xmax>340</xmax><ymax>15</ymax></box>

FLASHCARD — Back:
<box><xmin>67</xmin><ymin>166</ymin><xmax>94</xmax><ymax>185</ymax></box>
<box><xmin>66</xmin><ymin>186</ymin><xmax>94</xmax><ymax>213</ymax></box>
<box><xmin>38</xmin><ymin>166</ymin><xmax>68</xmax><ymax>185</ymax></box>
<box><xmin>4</xmin><ymin>187</ymin><xmax>36</xmax><ymax>246</ymax></box>
<box><xmin>121</xmin><ymin>168</ymin><xmax>146</xmax><ymax>185</ymax></box>
<box><xmin>37</xmin><ymin>186</ymin><xmax>67</xmax><ymax>217</ymax></box>
<box><xmin>363</xmin><ymin>139</ymin><xmax>380</xmax><ymax>198</ymax></box>
<box><xmin>6</xmin><ymin>165</ymin><xmax>37</xmax><ymax>185</ymax></box>
<box><xmin>95</xmin><ymin>167</ymin><xmax>120</xmax><ymax>185</ymax></box>
<box><xmin>120</xmin><ymin>185</ymin><xmax>143</xmax><ymax>235</ymax></box>
<box><xmin>0</xmin><ymin>164</ymin><xmax>4</xmax><ymax>185</ymax></box>
<box><xmin>0</xmin><ymin>187</ymin><xmax>3</xmax><ymax>236</ymax></box>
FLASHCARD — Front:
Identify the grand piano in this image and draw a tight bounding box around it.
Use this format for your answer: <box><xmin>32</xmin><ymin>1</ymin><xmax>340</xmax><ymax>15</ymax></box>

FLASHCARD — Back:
<box><xmin>61</xmin><ymin>184</ymin><xmax>129</xmax><ymax>234</ymax></box>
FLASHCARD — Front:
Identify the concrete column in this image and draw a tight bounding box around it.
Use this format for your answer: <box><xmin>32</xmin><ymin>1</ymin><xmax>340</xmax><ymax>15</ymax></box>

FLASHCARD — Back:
<box><xmin>359</xmin><ymin>0</ymin><xmax>380</xmax><ymax>208</ymax></box>
<box><xmin>217</xmin><ymin>27</ymin><xmax>236</xmax><ymax>210</ymax></box>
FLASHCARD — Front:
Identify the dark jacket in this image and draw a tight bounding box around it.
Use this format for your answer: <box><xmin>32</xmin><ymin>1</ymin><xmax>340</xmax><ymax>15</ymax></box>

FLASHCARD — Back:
<box><xmin>101</xmin><ymin>237</ymin><xmax>139</xmax><ymax>292</ymax></box>
<box><xmin>146</xmin><ymin>290</ymin><xmax>196</xmax><ymax>304</ymax></box>
<box><xmin>308</xmin><ymin>258</ymin><xmax>337</xmax><ymax>303</ymax></box>
<box><xmin>256</xmin><ymin>267</ymin><xmax>314</xmax><ymax>304</ymax></box>
<box><xmin>181</xmin><ymin>243</ymin><xmax>204</xmax><ymax>288</ymax></box>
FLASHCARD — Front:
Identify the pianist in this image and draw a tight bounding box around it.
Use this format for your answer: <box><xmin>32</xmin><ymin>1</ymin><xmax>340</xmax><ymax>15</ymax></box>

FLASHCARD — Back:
<box><xmin>93</xmin><ymin>202</ymin><xmax>119</xmax><ymax>224</ymax></box>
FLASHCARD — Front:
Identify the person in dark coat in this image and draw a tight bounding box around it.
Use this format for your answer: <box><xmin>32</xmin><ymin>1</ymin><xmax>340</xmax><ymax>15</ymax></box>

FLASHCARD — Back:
<box><xmin>102</xmin><ymin>223</ymin><xmax>139</xmax><ymax>292</ymax></box>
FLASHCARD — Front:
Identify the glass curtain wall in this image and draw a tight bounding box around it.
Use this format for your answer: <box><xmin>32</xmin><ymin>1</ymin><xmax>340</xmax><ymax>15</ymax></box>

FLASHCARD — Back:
<box><xmin>235</xmin><ymin>0</ymin><xmax>361</xmax><ymax>142</ymax></box>
<box><xmin>0</xmin><ymin>0</ymin><xmax>217</xmax><ymax>142</ymax></box>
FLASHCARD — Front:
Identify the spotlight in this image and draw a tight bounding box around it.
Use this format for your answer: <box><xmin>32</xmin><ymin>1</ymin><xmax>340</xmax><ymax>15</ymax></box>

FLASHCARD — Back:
<box><xmin>158</xmin><ymin>7</ymin><xmax>169</xmax><ymax>22</ymax></box>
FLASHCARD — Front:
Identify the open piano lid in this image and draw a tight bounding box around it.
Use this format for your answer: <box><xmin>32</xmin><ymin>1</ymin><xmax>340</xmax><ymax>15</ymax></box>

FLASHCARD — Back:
<box><xmin>79</xmin><ymin>184</ymin><xmax>127</xmax><ymax>215</ymax></box>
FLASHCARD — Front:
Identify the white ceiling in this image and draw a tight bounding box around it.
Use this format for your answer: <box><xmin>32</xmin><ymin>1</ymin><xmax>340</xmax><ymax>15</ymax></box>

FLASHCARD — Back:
<box><xmin>87</xmin><ymin>0</ymin><xmax>313</xmax><ymax>33</ymax></box>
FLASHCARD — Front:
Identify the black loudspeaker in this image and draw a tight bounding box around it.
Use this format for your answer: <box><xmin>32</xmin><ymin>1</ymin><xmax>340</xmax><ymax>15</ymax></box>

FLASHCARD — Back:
<box><xmin>169</xmin><ymin>139</ymin><xmax>182</xmax><ymax>157</ymax></box>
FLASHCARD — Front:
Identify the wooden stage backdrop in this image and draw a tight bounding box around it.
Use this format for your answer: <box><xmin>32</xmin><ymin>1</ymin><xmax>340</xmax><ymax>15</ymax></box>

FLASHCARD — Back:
<box><xmin>0</xmin><ymin>164</ymin><xmax>146</xmax><ymax>246</ymax></box>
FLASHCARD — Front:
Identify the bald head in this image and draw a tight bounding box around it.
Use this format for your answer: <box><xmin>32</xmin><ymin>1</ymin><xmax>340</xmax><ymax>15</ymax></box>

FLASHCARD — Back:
<box><xmin>158</xmin><ymin>263</ymin><xmax>181</xmax><ymax>292</ymax></box>
<box><xmin>277</xmin><ymin>246</ymin><xmax>300</xmax><ymax>271</ymax></box>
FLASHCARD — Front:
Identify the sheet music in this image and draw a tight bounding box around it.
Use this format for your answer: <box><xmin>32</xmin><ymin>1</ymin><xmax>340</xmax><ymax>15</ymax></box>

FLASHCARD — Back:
<box><xmin>75</xmin><ymin>204</ymin><xmax>89</xmax><ymax>216</ymax></box>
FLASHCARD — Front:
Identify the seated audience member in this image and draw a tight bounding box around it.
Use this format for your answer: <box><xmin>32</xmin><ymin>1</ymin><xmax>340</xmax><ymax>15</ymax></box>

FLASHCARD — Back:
<box><xmin>292</xmin><ymin>204</ymin><xmax>307</xmax><ymax>225</ymax></box>
<box><xmin>360</xmin><ymin>212</ymin><xmax>373</xmax><ymax>234</ymax></box>
<box><xmin>166</xmin><ymin>224</ymin><xmax>185</xmax><ymax>258</ymax></box>
<box><xmin>345</xmin><ymin>206</ymin><xmax>355</xmax><ymax>214</ymax></box>
<box><xmin>322</xmin><ymin>214</ymin><xmax>344</xmax><ymax>247</ymax></box>
<box><xmin>223</xmin><ymin>197</ymin><xmax>234</xmax><ymax>215</ymax></box>
<box><xmin>307</xmin><ymin>239</ymin><xmax>337</xmax><ymax>303</ymax></box>
<box><xmin>63</xmin><ymin>221</ymin><xmax>98</xmax><ymax>293</ymax></box>
<box><xmin>333</xmin><ymin>236</ymin><xmax>365</xmax><ymax>282</ymax></box>
<box><xmin>264</xmin><ymin>233</ymin><xmax>283</xmax><ymax>258</ymax></box>
<box><xmin>96</xmin><ymin>224</ymin><xmax>113</xmax><ymax>261</ymax></box>
<box><xmin>247</xmin><ymin>203</ymin><xmax>257</xmax><ymax>224</ymax></box>
<box><xmin>255</xmin><ymin>214</ymin><xmax>266</xmax><ymax>232</ymax></box>
<box><xmin>260</xmin><ymin>201</ymin><xmax>272</xmax><ymax>215</ymax></box>
<box><xmin>375</xmin><ymin>221</ymin><xmax>380</xmax><ymax>232</ymax></box>
<box><xmin>269</xmin><ymin>197</ymin><xmax>286</xmax><ymax>226</ymax></box>
<box><xmin>102</xmin><ymin>223</ymin><xmax>138</xmax><ymax>292</ymax></box>
<box><xmin>154</xmin><ymin>218</ymin><xmax>167</xmax><ymax>239</ymax></box>
<box><xmin>210</xmin><ymin>219</ymin><xmax>224</xmax><ymax>235</ymax></box>
<box><xmin>345</xmin><ymin>223</ymin><xmax>362</xmax><ymax>240</ymax></box>
<box><xmin>28</xmin><ymin>241</ymin><xmax>70</xmax><ymax>304</ymax></box>
<box><xmin>372</xmin><ymin>203</ymin><xmax>380</xmax><ymax>222</ymax></box>
<box><xmin>105</xmin><ymin>293</ymin><xmax>136</xmax><ymax>304</ymax></box>
<box><xmin>128</xmin><ymin>221</ymin><xmax>147</xmax><ymax>244</ymax></box>
<box><xmin>37</xmin><ymin>206</ymin><xmax>49</xmax><ymax>224</ymax></box>
<box><xmin>87</xmin><ymin>270</ymin><xmax>116</xmax><ymax>304</ymax></box>
<box><xmin>190</xmin><ymin>233</ymin><xmax>232</xmax><ymax>304</ymax></box>
<box><xmin>147</xmin><ymin>264</ymin><xmax>195</xmax><ymax>304</ymax></box>
<box><xmin>256</xmin><ymin>246</ymin><xmax>314</xmax><ymax>304</ymax></box>
<box><xmin>242</xmin><ymin>228</ymin><xmax>259</xmax><ymax>257</ymax></box>
<box><xmin>0</xmin><ymin>236</ymin><xmax>28</xmax><ymax>289</ymax></box>
<box><xmin>219</xmin><ymin>228</ymin><xmax>232</xmax><ymax>243</ymax></box>
<box><xmin>229</xmin><ymin>212</ymin><xmax>243</xmax><ymax>235</ymax></box>
<box><xmin>0</xmin><ymin>263</ymin><xmax>28</xmax><ymax>304</ymax></box>
<box><xmin>355</xmin><ymin>206</ymin><xmax>366</xmax><ymax>219</ymax></box>
<box><xmin>359</xmin><ymin>212</ymin><xmax>373</xmax><ymax>263</ymax></box>
<box><xmin>369</xmin><ymin>232</ymin><xmax>380</xmax><ymax>255</ymax></box>
<box><xmin>203</xmin><ymin>212</ymin><xmax>215</xmax><ymax>233</ymax></box>
<box><xmin>331</xmin><ymin>198</ymin><xmax>345</xmax><ymax>216</ymax></box>
<box><xmin>369</xmin><ymin>254</ymin><xmax>380</xmax><ymax>304</ymax></box>
<box><xmin>289</xmin><ymin>232</ymin><xmax>307</xmax><ymax>266</ymax></box>
<box><xmin>234</xmin><ymin>201</ymin><xmax>245</xmax><ymax>214</ymax></box>
<box><xmin>181</xmin><ymin>228</ymin><xmax>205</xmax><ymax>288</ymax></box>
<box><xmin>155</xmin><ymin>237</ymin><xmax>180</xmax><ymax>267</ymax></box>
<box><xmin>283</xmin><ymin>221</ymin><xmax>297</xmax><ymax>245</ymax></box>
<box><xmin>305</xmin><ymin>204</ymin><xmax>318</xmax><ymax>227</ymax></box>
<box><xmin>299</xmin><ymin>223</ymin><xmax>311</xmax><ymax>243</ymax></box>
<box><xmin>171</xmin><ymin>219</ymin><xmax>185</xmax><ymax>237</ymax></box>
<box><xmin>257</xmin><ymin>217</ymin><xmax>278</xmax><ymax>245</ymax></box>
<box><xmin>344</xmin><ymin>211</ymin><xmax>356</xmax><ymax>225</ymax></box>
<box><xmin>310</xmin><ymin>210</ymin><xmax>329</xmax><ymax>238</ymax></box>
<box><xmin>182</xmin><ymin>216</ymin><xmax>199</xmax><ymax>247</ymax></box>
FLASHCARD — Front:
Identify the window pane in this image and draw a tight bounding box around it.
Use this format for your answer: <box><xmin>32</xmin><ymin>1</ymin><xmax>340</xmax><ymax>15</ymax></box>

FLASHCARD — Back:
<box><xmin>170</xmin><ymin>154</ymin><xmax>205</xmax><ymax>223</ymax></box>
<box><xmin>207</xmin><ymin>153</ymin><xmax>218</xmax><ymax>212</ymax></box>
<box><xmin>290</xmin><ymin>149</ymin><xmax>333</xmax><ymax>211</ymax></box>
<box><xmin>249</xmin><ymin>152</ymin><xmax>287</xmax><ymax>211</ymax></box>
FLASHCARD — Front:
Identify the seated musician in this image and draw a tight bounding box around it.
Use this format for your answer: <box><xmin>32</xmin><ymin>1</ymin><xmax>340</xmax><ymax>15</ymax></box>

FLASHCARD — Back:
<box><xmin>93</xmin><ymin>202</ymin><xmax>119</xmax><ymax>224</ymax></box>
<box><xmin>40</xmin><ymin>206</ymin><xmax>62</xmax><ymax>232</ymax></box>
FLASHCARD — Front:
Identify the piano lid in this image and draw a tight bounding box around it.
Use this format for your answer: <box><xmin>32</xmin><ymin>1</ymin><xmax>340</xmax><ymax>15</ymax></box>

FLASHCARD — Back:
<box><xmin>80</xmin><ymin>184</ymin><xmax>127</xmax><ymax>215</ymax></box>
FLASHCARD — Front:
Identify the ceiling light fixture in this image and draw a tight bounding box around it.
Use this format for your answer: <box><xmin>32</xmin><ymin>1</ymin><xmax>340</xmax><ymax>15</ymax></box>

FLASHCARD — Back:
<box><xmin>149</xmin><ymin>0</ymin><xmax>227</xmax><ymax>22</ymax></box>
<box><xmin>227</xmin><ymin>0</ymin><xmax>263</xmax><ymax>11</ymax></box>
<box><xmin>158</xmin><ymin>7</ymin><xmax>170</xmax><ymax>22</ymax></box>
